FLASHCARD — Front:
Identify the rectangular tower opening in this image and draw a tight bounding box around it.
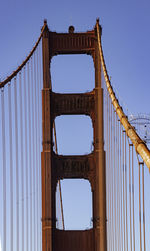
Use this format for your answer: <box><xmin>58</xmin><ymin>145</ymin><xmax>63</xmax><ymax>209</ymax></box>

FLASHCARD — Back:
<box><xmin>53</xmin><ymin>115</ymin><xmax>93</xmax><ymax>155</ymax></box>
<box><xmin>56</xmin><ymin>179</ymin><xmax>93</xmax><ymax>230</ymax></box>
<box><xmin>51</xmin><ymin>55</ymin><xmax>94</xmax><ymax>93</ymax></box>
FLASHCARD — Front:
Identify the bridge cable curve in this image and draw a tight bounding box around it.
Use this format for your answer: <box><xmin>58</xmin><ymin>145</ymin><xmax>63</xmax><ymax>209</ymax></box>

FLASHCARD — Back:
<box><xmin>96</xmin><ymin>20</ymin><xmax>150</xmax><ymax>170</ymax></box>
<box><xmin>0</xmin><ymin>20</ymin><xmax>47</xmax><ymax>88</ymax></box>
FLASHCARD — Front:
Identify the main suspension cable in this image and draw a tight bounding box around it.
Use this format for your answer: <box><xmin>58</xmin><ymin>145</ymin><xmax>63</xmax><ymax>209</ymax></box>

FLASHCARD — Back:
<box><xmin>96</xmin><ymin>20</ymin><xmax>150</xmax><ymax>170</ymax></box>
<box><xmin>0</xmin><ymin>21</ymin><xmax>47</xmax><ymax>88</ymax></box>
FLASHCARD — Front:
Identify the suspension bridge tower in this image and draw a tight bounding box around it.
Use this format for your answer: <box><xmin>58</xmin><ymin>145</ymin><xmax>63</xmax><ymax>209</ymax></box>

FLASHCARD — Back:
<box><xmin>41</xmin><ymin>19</ymin><xmax>107</xmax><ymax>251</ymax></box>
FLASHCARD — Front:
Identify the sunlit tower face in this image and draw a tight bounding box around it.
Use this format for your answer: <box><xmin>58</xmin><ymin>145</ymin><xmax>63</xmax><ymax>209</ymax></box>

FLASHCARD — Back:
<box><xmin>0</xmin><ymin>239</ymin><xmax>2</xmax><ymax>251</ymax></box>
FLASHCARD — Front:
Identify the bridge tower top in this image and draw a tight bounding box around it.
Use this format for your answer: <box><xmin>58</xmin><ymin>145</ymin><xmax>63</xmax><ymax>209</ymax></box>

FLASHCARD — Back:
<box><xmin>42</xmin><ymin>19</ymin><xmax>102</xmax><ymax>61</ymax></box>
<box><xmin>41</xmin><ymin>20</ymin><xmax>107</xmax><ymax>251</ymax></box>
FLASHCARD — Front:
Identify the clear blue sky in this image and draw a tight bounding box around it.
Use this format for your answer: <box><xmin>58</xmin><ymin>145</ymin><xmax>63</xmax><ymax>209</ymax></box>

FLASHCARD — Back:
<box><xmin>0</xmin><ymin>0</ymin><xmax>150</xmax><ymax>243</ymax></box>
<box><xmin>1</xmin><ymin>0</ymin><xmax>150</xmax><ymax>114</ymax></box>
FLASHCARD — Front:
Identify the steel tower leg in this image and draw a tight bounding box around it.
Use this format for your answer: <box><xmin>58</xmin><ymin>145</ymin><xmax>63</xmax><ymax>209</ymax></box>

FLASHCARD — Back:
<box><xmin>41</xmin><ymin>23</ymin><xmax>52</xmax><ymax>251</ymax></box>
<box><xmin>94</xmin><ymin>42</ymin><xmax>107</xmax><ymax>251</ymax></box>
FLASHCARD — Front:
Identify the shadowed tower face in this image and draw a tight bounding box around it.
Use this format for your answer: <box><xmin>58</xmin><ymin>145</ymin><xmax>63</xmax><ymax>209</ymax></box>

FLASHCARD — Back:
<box><xmin>41</xmin><ymin>20</ymin><xmax>107</xmax><ymax>251</ymax></box>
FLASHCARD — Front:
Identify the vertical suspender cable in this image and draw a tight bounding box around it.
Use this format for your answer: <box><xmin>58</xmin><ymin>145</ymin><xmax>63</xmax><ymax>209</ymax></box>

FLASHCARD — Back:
<box><xmin>122</xmin><ymin>130</ymin><xmax>126</xmax><ymax>251</ymax></box>
<box><xmin>112</xmin><ymin>104</ymin><xmax>115</xmax><ymax>251</ymax></box>
<box><xmin>119</xmin><ymin>123</ymin><xmax>124</xmax><ymax>251</ymax></box>
<box><xmin>113</xmin><ymin>109</ymin><xmax>116</xmax><ymax>251</ymax></box>
<box><xmin>1</xmin><ymin>88</ymin><xmax>6</xmax><ymax>251</ymax></box>
<box><xmin>28</xmin><ymin>60</ymin><xmax>33</xmax><ymax>251</ymax></box>
<box><xmin>34</xmin><ymin>50</ymin><xmax>38</xmax><ymax>251</ymax></box>
<box><xmin>117</xmin><ymin>120</ymin><xmax>119</xmax><ymax>251</ymax></box>
<box><xmin>14</xmin><ymin>77</ymin><xmax>19</xmax><ymax>251</ymax></box>
<box><xmin>113</xmin><ymin>109</ymin><xmax>115</xmax><ymax>250</ymax></box>
<box><xmin>53</xmin><ymin>123</ymin><xmax>65</xmax><ymax>230</ymax></box>
<box><xmin>108</xmin><ymin>92</ymin><xmax>111</xmax><ymax>251</ymax></box>
<box><xmin>114</xmin><ymin>111</ymin><xmax>117</xmax><ymax>251</ymax></box>
<box><xmin>117</xmin><ymin>114</ymin><xmax>119</xmax><ymax>251</ymax></box>
<box><xmin>107</xmin><ymin>95</ymin><xmax>109</xmax><ymax>249</ymax></box>
<box><xmin>111</xmin><ymin>105</ymin><xmax>114</xmax><ymax>250</ymax></box>
<box><xmin>113</xmin><ymin>105</ymin><xmax>115</xmax><ymax>250</ymax></box>
<box><xmin>120</xmin><ymin>122</ymin><xmax>123</xmax><ymax>251</ymax></box>
<box><xmin>142</xmin><ymin>163</ymin><xmax>146</xmax><ymax>251</ymax></box>
<box><xmin>116</xmin><ymin>113</ymin><xmax>119</xmax><ymax>251</ymax></box>
<box><xmin>109</xmin><ymin>97</ymin><xmax>112</xmax><ymax>250</ymax></box>
<box><xmin>131</xmin><ymin>145</ymin><xmax>135</xmax><ymax>251</ymax></box>
<box><xmin>31</xmin><ymin>57</ymin><xmax>33</xmax><ymax>250</ymax></box>
<box><xmin>119</xmin><ymin>119</ymin><xmax>122</xmax><ymax>251</ymax></box>
<box><xmin>8</xmin><ymin>82</ymin><xmax>13</xmax><ymax>251</ymax></box>
<box><xmin>31</xmin><ymin>56</ymin><xmax>34</xmax><ymax>251</ymax></box>
<box><xmin>116</xmin><ymin>112</ymin><xmax>119</xmax><ymax>251</ymax></box>
<box><xmin>35</xmin><ymin>51</ymin><xmax>39</xmax><ymax>250</ymax></box>
<box><xmin>106</xmin><ymin>89</ymin><xmax>110</xmax><ymax>251</ymax></box>
<box><xmin>107</xmin><ymin>93</ymin><xmax>110</xmax><ymax>250</ymax></box>
<box><xmin>38</xmin><ymin>42</ymin><xmax>42</xmax><ymax>251</ymax></box>
<box><xmin>36</xmin><ymin>50</ymin><xmax>39</xmax><ymax>250</ymax></box>
<box><xmin>19</xmin><ymin>71</ymin><xmax>25</xmax><ymax>251</ymax></box>
<box><xmin>36</xmin><ymin>46</ymin><xmax>41</xmax><ymax>250</ymax></box>
<box><xmin>138</xmin><ymin>158</ymin><xmax>142</xmax><ymax>251</ymax></box>
<box><xmin>107</xmin><ymin>95</ymin><xmax>110</xmax><ymax>250</ymax></box>
<box><xmin>32</xmin><ymin>54</ymin><xmax>36</xmax><ymax>251</ymax></box>
<box><xmin>125</xmin><ymin>134</ymin><xmax>128</xmax><ymax>251</ymax></box>
<box><xmin>111</xmin><ymin>102</ymin><xmax>114</xmax><ymax>251</ymax></box>
<box><xmin>128</xmin><ymin>141</ymin><xmax>132</xmax><ymax>251</ymax></box>
<box><xmin>24</xmin><ymin>66</ymin><xmax>29</xmax><ymax>251</ymax></box>
<box><xmin>36</xmin><ymin>46</ymin><xmax>40</xmax><ymax>251</ymax></box>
